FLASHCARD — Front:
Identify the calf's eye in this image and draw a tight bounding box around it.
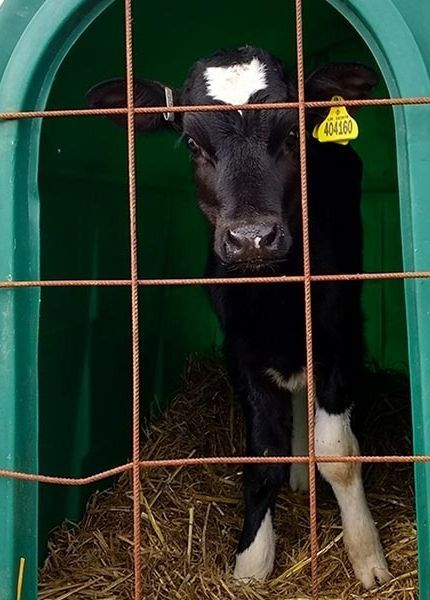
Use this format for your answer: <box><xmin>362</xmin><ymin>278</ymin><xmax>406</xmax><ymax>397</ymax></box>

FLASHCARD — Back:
<box><xmin>186</xmin><ymin>137</ymin><xmax>200</xmax><ymax>155</ymax></box>
<box><xmin>288</xmin><ymin>128</ymin><xmax>299</xmax><ymax>140</ymax></box>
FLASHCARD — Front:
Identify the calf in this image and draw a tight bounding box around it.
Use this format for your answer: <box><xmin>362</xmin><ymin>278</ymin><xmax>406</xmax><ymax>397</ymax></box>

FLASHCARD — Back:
<box><xmin>88</xmin><ymin>46</ymin><xmax>392</xmax><ymax>589</ymax></box>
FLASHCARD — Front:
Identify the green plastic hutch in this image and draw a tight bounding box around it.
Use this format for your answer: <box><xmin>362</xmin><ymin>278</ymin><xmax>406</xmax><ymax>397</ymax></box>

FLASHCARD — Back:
<box><xmin>0</xmin><ymin>0</ymin><xmax>429</xmax><ymax>598</ymax></box>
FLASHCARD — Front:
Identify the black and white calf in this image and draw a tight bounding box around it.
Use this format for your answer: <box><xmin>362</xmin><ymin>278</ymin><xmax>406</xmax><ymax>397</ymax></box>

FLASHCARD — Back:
<box><xmin>88</xmin><ymin>46</ymin><xmax>392</xmax><ymax>589</ymax></box>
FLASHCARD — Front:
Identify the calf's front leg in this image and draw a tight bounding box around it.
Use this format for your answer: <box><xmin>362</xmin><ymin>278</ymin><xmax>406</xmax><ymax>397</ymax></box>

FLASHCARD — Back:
<box><xmin>233</xmin><ymin>380</ymin><xmax>290</xmax><ymax>581</ymax></box>
<box><xmin>315</xmin><ymin>402</ymin><xmax>392</xmax><ymax>589</ymax></box>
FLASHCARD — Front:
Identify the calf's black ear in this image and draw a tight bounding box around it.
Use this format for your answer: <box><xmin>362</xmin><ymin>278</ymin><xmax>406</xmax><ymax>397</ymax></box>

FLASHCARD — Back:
<box><xmin>86</xmin><ymin>78</ymin><xmax>181</xmax><ymax>132</ymax></box>
<box><xmin>305</xmin><ymin>63</ymin><xmax>378</xmax><ymax>103</ymax></box>
<box><xmin>303</xmin><ymin>63</ymin><xmax>378</xmax><ymax>129</ymax></box>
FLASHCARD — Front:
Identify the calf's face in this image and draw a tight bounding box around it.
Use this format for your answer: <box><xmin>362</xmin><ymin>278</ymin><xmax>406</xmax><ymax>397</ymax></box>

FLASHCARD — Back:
<box><xmin>180</xmin><ymin>52</ymin><xmax>300</xmax><ymax>267</ymax></box>
<box><xmin>87</xmin><ymin>47</ymin><xmax>377</xmax><ymax>269</ymax></box>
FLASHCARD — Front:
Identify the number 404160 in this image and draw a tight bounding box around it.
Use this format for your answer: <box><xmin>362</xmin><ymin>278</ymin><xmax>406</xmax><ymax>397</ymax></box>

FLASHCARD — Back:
<box><xmin>324</xmin><ymin>119</ymin><xmax>353</xmax><ymax>136</ymax></box>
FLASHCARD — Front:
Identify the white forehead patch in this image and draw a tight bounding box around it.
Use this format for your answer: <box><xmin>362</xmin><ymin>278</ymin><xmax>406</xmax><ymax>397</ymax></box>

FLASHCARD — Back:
<box><xmin>204</xmin><ymin>58</ymin><xmax>267</xmax><ymax>106</ymax></box>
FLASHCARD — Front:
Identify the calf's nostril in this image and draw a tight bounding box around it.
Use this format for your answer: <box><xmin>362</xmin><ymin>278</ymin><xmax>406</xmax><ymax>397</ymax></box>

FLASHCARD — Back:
<box><xmin>262</xmin><ymin>224</ymin><xmax>278</xmax><ymax>247</ymax></box>
<box><xmin>224</xmin><ymin>223</ymin><xmax>283</xmax><ymax>256</ymax></box>
<box><xmin>226</xmin><ymin>229</ymin><xmax>243</xmax><ymax>249</ymax></box>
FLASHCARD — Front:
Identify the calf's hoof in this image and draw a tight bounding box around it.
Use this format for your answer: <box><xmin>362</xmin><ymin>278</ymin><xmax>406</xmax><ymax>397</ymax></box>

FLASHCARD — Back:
<box><xmin>233</xmin><ymin>511</ymin><xmax>275</xmax><ymax>582</ymax></box>
<box><xmin>354</xmin><ymin>555</ymin><xmax>392</xmax><ymax>590</ymax></box>
<box><xmin>347</xmin><ymin>535</ymin><xmax>392</xmax><ymax>589</ymax></box>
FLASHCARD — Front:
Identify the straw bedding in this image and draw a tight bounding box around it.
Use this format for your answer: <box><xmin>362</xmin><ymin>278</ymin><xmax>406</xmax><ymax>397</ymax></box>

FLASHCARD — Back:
<box><xmin>39</xmin><ymin>358</ymin><xmax>417</xmax><ymax>599</ymax></box>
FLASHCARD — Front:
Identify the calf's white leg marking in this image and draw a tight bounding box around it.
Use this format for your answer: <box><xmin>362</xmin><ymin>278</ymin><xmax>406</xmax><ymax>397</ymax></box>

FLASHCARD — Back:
<box><xmin>204</xmin><ymin>58</ymin><xmax>267</xmax><ymax>107</ymax></box>
<box><xmin>233</xmin><ymin>510</ymin><xmax>275</xmax><ymax>581</ymax></box>
<box><xmin>315</xmin><ymin>406</ymin><xmax>392</xmax><ymax>589</ymax></box>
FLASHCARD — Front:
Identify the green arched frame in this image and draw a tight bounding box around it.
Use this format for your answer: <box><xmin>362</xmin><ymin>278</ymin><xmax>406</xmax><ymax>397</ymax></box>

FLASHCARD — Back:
<box><xmin>0</xmin><ymin>1</ymin><xmax>429</xmax><ymax>597</ymax></box>
<box><xmin>327</xmin><ymin>2</ymin><xmax>430</xmax><ymax>595</ymax></box>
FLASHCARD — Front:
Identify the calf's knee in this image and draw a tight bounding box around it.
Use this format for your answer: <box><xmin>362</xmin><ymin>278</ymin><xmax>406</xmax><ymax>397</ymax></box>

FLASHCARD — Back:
<box><xmin>315</xmin><ymin>405</ymin><xmax>360</xmax><ymax>486</ymax></box>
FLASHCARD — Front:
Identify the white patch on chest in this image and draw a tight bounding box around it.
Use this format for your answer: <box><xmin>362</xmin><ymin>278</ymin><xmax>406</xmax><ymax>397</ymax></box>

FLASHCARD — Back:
<box><xmin>204</xmin><ymin>58</ymin><xmax>267</xmax><ymax>107</ymax></box>
<box><xmin>265</xmin><ymin>367</ymin><xmax>307</xmax><ymax>393</ymax></box>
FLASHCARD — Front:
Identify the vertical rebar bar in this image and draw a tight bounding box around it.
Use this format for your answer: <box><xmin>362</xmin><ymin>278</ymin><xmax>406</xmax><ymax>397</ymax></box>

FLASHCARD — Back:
<box><xmin>123</xmin><ymin>1</ymin><xmax>142</xmax><ymax>598</ymax></box>
<box><xmin>295</xmin><ymin>1</ymin><xmax>319</xmax><ymax>597</ymax></box>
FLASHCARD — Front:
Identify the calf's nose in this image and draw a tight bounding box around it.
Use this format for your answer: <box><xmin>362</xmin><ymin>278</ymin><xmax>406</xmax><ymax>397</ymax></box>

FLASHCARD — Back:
<box><xmin>224</xmin><ymin>222</ymin><xmax>283</xmax><ymax>261</ymax></box>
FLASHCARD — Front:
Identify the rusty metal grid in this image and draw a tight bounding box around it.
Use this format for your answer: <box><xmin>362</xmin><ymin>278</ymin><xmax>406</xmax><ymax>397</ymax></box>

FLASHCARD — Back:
<box><xmin>1</xmin><ymin>0</ymin><xmax>430</xmax><ymax>597</ymax></box>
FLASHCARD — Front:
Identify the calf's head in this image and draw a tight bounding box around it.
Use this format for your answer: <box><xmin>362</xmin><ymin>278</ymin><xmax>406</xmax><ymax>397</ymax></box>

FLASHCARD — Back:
<box><xmin>88</xmin><ymin>47</ymin><xmax>377</xmax><ymax>269</ymax></box>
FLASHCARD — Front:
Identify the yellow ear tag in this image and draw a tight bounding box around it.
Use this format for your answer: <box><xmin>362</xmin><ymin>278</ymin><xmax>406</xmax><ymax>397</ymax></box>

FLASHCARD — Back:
<box><xmin>312</xmin><ymin>96</ymin><xmax>358</xmax><ymax>145</ymax></box>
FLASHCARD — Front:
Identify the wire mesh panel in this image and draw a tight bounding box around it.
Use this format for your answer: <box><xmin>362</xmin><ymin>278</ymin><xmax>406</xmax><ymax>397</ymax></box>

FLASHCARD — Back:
<box><xmin>1</xmin><ymin>0</ymin><xmax>430</xmax><ymax>598</ymax></box>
